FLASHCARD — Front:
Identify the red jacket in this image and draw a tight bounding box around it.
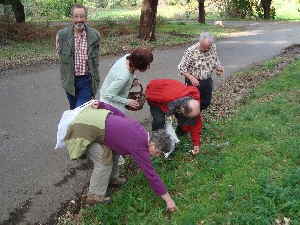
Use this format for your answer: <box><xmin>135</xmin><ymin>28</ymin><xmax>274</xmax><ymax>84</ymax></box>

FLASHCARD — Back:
<box><xmin>146</xmin><ymin>79</ymin><xmax>202</xmax><ymax>147</ymax></box>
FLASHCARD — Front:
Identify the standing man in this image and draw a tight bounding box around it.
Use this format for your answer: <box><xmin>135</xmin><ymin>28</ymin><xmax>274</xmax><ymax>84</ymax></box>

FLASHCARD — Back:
<box><xmin>56</xmin><ymin>4</ymin><xmax>101</xmax><ymax>109</ymax></box>
<box><xmin>178</xmin><ymin>32</ymin><xmax>224</xmax><ymax>111</ymax></box>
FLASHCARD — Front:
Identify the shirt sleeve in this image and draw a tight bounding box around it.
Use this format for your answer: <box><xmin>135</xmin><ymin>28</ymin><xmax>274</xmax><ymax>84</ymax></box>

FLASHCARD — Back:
<box><xmin>178</xmin><ymin>49</ymin><xmax>193</xmax><ymax>74</ymax></box>
<box><xmin>180</xmin><ymin>115</ymin><xmax>202</xmax><ymax>146</ymax></box>
<box><xmin>101</xmin><ymin>77</ymin><xmax>130</xmax><ymax>105</ymax></box>
<box><xmin>131</xmin><ymin>149</ymin><xmax>167</xmax><ymax>196</ymax></box>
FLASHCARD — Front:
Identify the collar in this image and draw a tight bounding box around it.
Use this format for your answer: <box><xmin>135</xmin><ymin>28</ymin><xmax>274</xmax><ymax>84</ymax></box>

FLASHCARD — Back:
<box><xmin>73</xmin><ymin>24</ymin><xmax>87</xmax><ymax>36</ymax></box>
<box><xmin>74</xmin><ymin>29</ymin><xmax>87</xmax><ymax>38</ymax></box>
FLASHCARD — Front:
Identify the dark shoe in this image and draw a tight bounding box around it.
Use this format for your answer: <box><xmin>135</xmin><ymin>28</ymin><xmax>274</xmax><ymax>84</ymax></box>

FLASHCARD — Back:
<box><xmin>175</xmin><ymin>126</ymin><xmax>187</xmax><ymax>137</ymax></box>
<box><xmin>85</xmin><ymin>194</ymin><xmax>112</xmax><ymax>206</ymax></box>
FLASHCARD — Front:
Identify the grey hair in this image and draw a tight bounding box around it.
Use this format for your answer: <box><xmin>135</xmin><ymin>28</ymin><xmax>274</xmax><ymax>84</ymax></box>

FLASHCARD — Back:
<box><xmin>150</xmin><ymin>129</ymin><xmax>172</xmax><ymax>153</ymax></box>
<box><xmin>199</xmin><ymin>32</ymin><xmax>214</xmax><ymax>44</ymax></box>
<box><xmin>71</xmin><ymin>4</ymin><xmax>88</xmax><ymax>17</ymax></box>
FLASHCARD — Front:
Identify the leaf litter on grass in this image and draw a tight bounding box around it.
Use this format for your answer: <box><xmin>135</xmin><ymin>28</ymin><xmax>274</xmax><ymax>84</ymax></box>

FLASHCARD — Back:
<box><xmin>202</xmin><ymin>44</ymin><xmax>300</xmax><ymax>123</ymax></box>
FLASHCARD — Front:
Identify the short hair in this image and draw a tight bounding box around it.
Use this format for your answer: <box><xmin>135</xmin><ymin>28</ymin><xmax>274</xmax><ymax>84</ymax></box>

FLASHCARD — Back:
<box><xmin>150</xmin><ymin>130</ymin><xmax>172</xmax><ymax>153</ymax></box>
<box><xmin>199</xmin><ymin>32</ymin><xmax>214</xmax><ymax>44</ymax></box>
<box><xmin>127</xmin><ymin>48</ymin><xmax>153</xmax><ymax>72</ymax></box>
<box><xmin>71</xmin><ymin>4</ymin><xmax>88</xmax><ymax>17</ymax></box>
<box><xmin>183</xmin><ymin>100</ymin><xmax>193</xmax><ymax>115</ymax></box>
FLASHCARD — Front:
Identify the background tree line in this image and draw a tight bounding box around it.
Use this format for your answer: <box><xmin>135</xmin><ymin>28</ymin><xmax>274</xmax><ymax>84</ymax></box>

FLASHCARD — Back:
<box><xmin>0</xmin><ymin>0</ymin><xmax>284</xmax><ymax>40</ymax></box>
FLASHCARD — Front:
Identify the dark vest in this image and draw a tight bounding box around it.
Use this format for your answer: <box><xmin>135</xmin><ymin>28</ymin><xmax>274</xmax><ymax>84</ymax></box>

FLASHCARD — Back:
<box><xmin>57</xmin><ymin>25</ymin><xmax>101</xmax><ymax>96</ymax></box>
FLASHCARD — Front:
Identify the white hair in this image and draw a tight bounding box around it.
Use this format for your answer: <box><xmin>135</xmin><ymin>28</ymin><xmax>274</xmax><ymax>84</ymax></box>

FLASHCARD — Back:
<box><xmin>199</xmin><ymin>32</ymin><xmax>214</xmax><ymax>44</ymax></box>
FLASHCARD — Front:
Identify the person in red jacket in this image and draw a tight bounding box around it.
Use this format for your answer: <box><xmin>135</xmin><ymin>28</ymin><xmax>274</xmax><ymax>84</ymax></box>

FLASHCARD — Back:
<box><xmin>145</xmin><ymin>79</ymin><xmax>202</xmax><ymax>155</ymax></box>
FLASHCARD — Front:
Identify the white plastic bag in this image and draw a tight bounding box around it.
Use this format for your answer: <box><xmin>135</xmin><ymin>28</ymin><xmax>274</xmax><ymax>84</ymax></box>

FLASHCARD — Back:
<box><xmin>54</xmin><ymin>100</ymin><xmax>95</xmax><ymax>150</ymax></box>
<box><xmin>164</xmin><ymin>116</ymin><xmax>180</xmax><ymax>158</ymax></box>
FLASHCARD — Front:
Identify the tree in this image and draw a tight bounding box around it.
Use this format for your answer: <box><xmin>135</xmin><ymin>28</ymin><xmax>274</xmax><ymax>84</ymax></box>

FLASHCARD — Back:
<box><xmin>138</xmin><ymin>0</ymin><xmax>159</xmax><ymax>41</ymax></box>
<box><xmin>0</xmin><ymin>0</ymin><xmax>25</xmax><ymax>23</ymax></box>
<box><xmin>260</xmin><ymin>0</ymin><xmax>272</xmax><ymax>19</ymax></box>
<box><xmin>198</xmin><ymin>0</ymin><xmax>205</xmax><ymax>23</ymax></box>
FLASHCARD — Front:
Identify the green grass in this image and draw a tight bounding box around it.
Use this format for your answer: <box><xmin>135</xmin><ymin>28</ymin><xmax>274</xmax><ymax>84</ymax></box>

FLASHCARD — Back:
<box><xmin>80</xmin><ymin>59</ymin><xmax>300</xmax><ymax>225</ymax></box>
<box><xmin>274</xmin><ymin>0</ymin><xmax>300</xmax><ymax>20</ymax></box>
<box><xmin>89</xmin><ymin>6</ymin><xmax>193</xmax><ymax>21</ymax></box>
<box><xmin>1</xmin><ymin>21</ymin><xmax>235</xmax><ymax>71</ymax></box>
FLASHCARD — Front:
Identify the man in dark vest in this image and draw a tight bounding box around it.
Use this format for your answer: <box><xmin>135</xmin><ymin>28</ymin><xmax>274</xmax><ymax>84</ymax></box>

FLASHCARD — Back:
<box><xmin>56</xmin><ymin>4</ymin><xmax>101</xmax><ymax>109</ymax></box>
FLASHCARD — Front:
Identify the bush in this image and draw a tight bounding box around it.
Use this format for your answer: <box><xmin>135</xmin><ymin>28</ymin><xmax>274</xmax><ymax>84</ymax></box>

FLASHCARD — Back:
<box><xmin>0</xmin><ymin>21</ymin><xmax>59</xmax><ymax>41</ymax></box>
<box><xmin>24</xmin><ymin>0</ymin><xmax>84</xmax><ymax>19</ymax></box>
<box><xmin>210</xmin><ymin>0</ymin><xmax>276</xmax><ymax>19</ymax></box>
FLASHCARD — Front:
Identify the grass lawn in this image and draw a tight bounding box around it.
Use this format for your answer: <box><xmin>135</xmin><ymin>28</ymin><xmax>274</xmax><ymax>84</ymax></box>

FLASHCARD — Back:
<box><xmin>79</xmin><ymin>59</ymin><xmax>300</xmax><ymax>225</ymax></box>
<box><xmin>89</xmin><ymin>6</ymin><xmax>197</xmax><ymax>21</ymax></box>
<box><xmin>0</xmin><ymin>21</ymin><xmax>237</xmax><ymax>71</ymax></box>
<box><xmin>274</xmin><ymin>0</ymin><xmax>300</xmax><ymax>20</ymax></box>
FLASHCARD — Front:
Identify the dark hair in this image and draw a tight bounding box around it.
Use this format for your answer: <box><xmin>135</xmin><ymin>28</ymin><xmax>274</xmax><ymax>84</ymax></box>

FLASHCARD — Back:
<box><xmin>150</xmin><ymin>130</ymin><xmax>172</xmax><ymax>153</ymax></box>
<box><xmin>127</xmin><ymin>48</ymin><xmax>153</xmax><ymax>72</ymax></box>
<box><xmin>71</xmin><ymin>4</ymin><xmax>88</xmax><ymax>17</ymax></box>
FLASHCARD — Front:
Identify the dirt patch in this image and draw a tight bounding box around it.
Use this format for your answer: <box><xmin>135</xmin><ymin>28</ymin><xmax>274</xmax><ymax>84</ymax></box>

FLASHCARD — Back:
<box><xmin>54</xmin><ymin>161</ymin><xmax>91</xmax><ymax>187</ymax></box>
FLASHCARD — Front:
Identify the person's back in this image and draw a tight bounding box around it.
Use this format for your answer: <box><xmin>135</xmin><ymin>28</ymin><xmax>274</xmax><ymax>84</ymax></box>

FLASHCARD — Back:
<box><xmin>99</xmin><ymin>54</ymin><xmax>133</xmax><ymax>111</ymax></box>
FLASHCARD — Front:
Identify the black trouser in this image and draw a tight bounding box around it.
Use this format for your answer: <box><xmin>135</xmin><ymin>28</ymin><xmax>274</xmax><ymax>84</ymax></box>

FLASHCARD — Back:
<box><xmin>149</xmin><ymin>104</ymin><xmax>166</xmax><ymax>131</ymax></box>
<box><xmin>186</xmin><ymin>77</ymin><xmax>213</xmax><ymax>111</ymax></box>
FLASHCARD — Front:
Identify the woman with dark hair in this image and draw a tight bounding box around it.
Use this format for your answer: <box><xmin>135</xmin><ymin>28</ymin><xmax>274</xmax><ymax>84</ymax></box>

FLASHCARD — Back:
<box><xmin>99</xmin><ymin>48</ymin><xmax>153</xmax><ymax>112</ymax></box>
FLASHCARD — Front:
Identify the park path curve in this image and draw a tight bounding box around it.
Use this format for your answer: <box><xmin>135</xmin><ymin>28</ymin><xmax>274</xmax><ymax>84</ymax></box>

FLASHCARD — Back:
<box><xmin>0</xmin><ymin>21</ymin><xmax>300</xmax><ymax>225</ymax></box>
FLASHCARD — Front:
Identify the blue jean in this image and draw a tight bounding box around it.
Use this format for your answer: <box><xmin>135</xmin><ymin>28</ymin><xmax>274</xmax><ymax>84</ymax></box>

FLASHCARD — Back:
<box><xmin>66</xmin><ymin>74</ymin><xmax>93</xmax><ymax>110</ymax></box>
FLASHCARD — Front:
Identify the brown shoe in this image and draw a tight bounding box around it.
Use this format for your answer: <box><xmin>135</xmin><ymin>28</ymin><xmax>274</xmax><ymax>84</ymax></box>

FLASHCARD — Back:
<box><xmin>85</xmin><ymin>194</ymin><xmax>112</xmax><ymax>206</ymax></box>
<box><xmin>110</xmin><ymin>177</ymin><xmax>128</xmax><ymax>186</ymax></box>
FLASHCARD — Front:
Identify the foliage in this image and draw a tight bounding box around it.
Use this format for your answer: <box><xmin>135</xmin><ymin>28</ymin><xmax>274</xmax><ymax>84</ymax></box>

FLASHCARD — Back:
<box><xmin>208</xmin><ymin>0</ymin><xmax>276</xmax><ymax>19</ymax></box>
<box><xmin>35</xmin><ymin>0</ymin><xmax>83</xmax><ymax>18</ymax></box>
<box><xmin>273</xmin><ymin>0</ymin><xmax>300</xmax><ymax>20</ymax></box>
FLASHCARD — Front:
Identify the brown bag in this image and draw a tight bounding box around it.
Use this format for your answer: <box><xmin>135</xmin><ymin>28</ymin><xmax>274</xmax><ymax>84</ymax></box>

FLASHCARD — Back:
<box><xmin>125</xmin><ymin>80</ymin><xmax>146</xmax><ymax>111</ymax></box>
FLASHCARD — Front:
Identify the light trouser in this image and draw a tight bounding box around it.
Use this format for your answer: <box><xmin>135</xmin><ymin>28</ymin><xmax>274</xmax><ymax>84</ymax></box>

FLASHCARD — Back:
<box><xmin>87</xmin><ymin>143</ymin><xmax>120</xmax><ymax>196</ymax></box>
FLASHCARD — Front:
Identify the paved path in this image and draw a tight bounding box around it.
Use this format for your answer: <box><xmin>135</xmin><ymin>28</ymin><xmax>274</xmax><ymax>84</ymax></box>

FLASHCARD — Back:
<box><xmin>1</xmin><ymin>21</ymin><xmax>300</xmax><ymax>225</ymax></box>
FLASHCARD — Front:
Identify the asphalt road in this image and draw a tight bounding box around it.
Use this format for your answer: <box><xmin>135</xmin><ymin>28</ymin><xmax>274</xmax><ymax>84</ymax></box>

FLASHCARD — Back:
<box><xmin>1</xmin><ymin>21</ymin><xmax>300</xmax><ymax>225</ymax></box>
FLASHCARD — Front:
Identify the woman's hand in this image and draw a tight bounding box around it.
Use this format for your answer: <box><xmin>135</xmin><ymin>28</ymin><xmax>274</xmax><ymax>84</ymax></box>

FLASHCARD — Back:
<box><xmin>91</xmin><ymin>100</ymin><xmax>100</xmax><ymax>109</ymax></box>
<box><xmin>132</xmin><ymin>79</ymin><xmax>141</xmax><ymax>87</ymax></box>
<box><xmin>191</xmin><ymin>146</ymin><xmax>200</xmax><ymax>155</ymax></box>
<box><xmin>166</xmin><ymin>198</ymin><xmax>177</xmax><ymax>212</ymax></box>
<box><xmin>188</xmin><ymin>75</ymin><xmax>200</xmax><ymax>87</ymax></box>
<box><xmin>161</xmin><ymin>192</ymin><xmax>177</xmax><ymax>213</ymax></box>
<box><xmin>216</xmin><ymin>65</ymin><xmax>224</xmax><ymax>76</ymax></box>
<box><xmin>127</xmin><ymin>99</ymin><xmax>139</xmax><ymax>109</ymax></box>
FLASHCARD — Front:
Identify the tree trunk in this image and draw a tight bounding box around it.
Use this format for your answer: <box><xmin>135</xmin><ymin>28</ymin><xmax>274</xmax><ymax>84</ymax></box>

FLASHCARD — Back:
<box><xmin>138</xmin><ymin>0</ymin><xmax>158</xmax><ymax>41</ymax></box>
<box><xmin>0</xmin><ymin>0</ymin><xmax>25</xmax><ymax>23</ymax></box>
<box><xmin>12</xmin><ymin>0</ymin><xmax>25</xmax><ymax>23</ymax></box>
<box><xmin>198</xmin><ymin>0</ymin><xmax>205</xmax><ymax>24</ymax></box>
<box><xmin>261</xmin><ymin>0</ymin><xmax>272</xmax><ymax>19</ymax></box>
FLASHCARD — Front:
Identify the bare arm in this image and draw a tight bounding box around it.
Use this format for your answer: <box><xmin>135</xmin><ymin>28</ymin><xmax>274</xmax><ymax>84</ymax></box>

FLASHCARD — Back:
<box><xmin>161</xmin><ymin>192</ymin><xmax>177</xmax><ymax>212</ymax></box>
